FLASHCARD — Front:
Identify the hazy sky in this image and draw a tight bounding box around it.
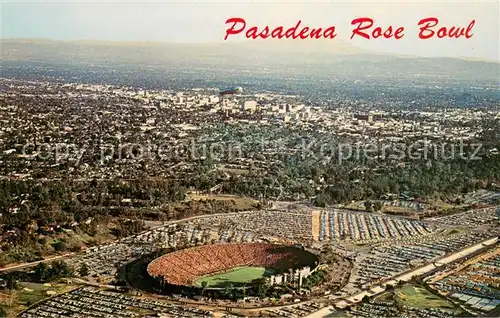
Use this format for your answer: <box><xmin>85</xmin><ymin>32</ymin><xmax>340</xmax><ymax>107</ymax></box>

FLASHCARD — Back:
<box><xmin>2</xmin><ymin>0</ymin><xmax>499</xmax><ymax>61</ymax></box>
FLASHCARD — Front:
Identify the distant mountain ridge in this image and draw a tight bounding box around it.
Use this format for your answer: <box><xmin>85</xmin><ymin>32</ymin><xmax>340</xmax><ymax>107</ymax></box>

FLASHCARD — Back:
<box><xmin>1</xmin><ymin>38</ymin><xmax>499</xmax><ymax>81</ymax></box>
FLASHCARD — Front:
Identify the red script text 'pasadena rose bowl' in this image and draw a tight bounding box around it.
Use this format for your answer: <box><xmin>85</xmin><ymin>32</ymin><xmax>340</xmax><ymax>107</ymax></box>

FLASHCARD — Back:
<box><xmin>224</xmin><ymin>17</ymin><xmax>475</xmax><ymax>40</ymax></box>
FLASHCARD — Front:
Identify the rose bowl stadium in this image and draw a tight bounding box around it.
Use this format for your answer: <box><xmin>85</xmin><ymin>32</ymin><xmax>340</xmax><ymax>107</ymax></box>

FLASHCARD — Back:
<box><xmin>147</xmin><ymin>243</ymin><xmax>319</xmax><ymax>289</ymax></box>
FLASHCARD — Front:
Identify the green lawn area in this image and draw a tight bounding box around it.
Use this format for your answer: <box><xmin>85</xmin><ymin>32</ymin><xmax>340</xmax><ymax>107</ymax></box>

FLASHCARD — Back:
<box><xmin>395</xmin><ymin>284</ymin><xmax>459</xmax><ymax>312</ymax></box>
<box><xmin>18</xmin><ymin>282</ymin><xmax>72</xmax><ymax>305</ymax></box>
<box><xmin>373</xmin><ymin>291</ymin><xmax>394</xmax><ymax>303</ymax></box>
<box><xmin>1</xmin><ymin>282</ymin><xmax>78</xmax><ymax>317</ymax></box>
<box><xmin>194</xmin><ymin>266</ymin><xmax>274</xmax><ymax>288</ymax></box>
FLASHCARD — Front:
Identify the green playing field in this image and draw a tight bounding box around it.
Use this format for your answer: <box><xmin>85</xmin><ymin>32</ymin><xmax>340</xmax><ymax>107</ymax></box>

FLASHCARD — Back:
<box><xmin>193</xmin><ymin>266</ymin><xmax>274</xmax><ymax>288</ymax></box>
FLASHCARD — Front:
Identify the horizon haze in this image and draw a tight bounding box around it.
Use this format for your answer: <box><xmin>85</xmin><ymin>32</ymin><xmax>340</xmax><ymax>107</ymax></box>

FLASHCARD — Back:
<box><xmin>2</xmin><ymin>0</ymin><xmax>499</xmax><ymax>62</ymax></box>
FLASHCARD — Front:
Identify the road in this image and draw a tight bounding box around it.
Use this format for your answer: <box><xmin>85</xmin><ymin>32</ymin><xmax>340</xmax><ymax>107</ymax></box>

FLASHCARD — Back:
<box><xmin>305</xmin><ymin>236</ymin><xmax>498</xmax><ymax>317</ymax></box>
<box><xmin>0</xmin><ymin>253</ymin><xmax>75</xmax><ymax>273</ymax></box>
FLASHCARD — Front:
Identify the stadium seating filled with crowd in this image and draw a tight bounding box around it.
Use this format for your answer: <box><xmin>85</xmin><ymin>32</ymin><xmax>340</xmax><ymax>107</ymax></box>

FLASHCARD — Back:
<box><xmin>147</xmin><ymin>243</ymin><xmax>318</xmax><ymax>286</ymax></box>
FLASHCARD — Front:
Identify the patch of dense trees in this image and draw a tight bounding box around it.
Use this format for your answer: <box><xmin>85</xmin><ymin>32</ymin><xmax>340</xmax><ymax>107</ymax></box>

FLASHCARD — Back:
<box><xmin>0</xmin><ymin>176</ymin><xmax>263</xmax><ymax>265</ymax></box>
<box><xmin>0</xmin><ymin>180</ymin><xmax>166</xmax><ymax>265</ymax></box>
<box><xmin>200</xmin><ymin>123</ymin><xmax>500</xmax><ymax>204</ymax></box>
<box><xmin>301</xmin><ymin>270</ymin><xmax>325</xmax><ymax>289</ymax></box>
<box><xmin>220</xmin><ymin>153</ymin><xmax>500</xmax><ymax>206</ymax></box>
<box><xmin>0</xmin><ymin>260</ymin><xmax>74</xmax><ymax>294</ymax></box>
<box><xmin>1</xmin><ymin>153</ymin><xmax>499</xmax><ymax>265</ymax></box>
<box><xmin>1</xmin><ymin>124</ymin><xmax>498</xmax><ymax>265</ymax></box>
<box><xmin>32</xmin><ymin>260</ymin><xmax>74</xmax><ymax>282</ymax></box>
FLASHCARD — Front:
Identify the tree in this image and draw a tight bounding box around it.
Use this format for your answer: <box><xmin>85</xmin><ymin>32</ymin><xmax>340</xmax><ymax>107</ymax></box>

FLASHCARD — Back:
<box><xmin>241</xmin><ymin>286</ymin><xmax>247</xmax><ymax>298</ymax></box>
<box><xmin>314</xmin><ymin>194</ymin><xmax>328</xmax><ymax>208</ymax></box>
<box><xmin>227</xmin><ymin>283</ymin><xmax>235</xmax><ymax>300</ymax></box>
<box><xmin>155</xmin><ymin>275</ymin><xmax>167</xmax><ymax>291</ymax></box>
<box><xmin>34</xmin><ymin>263</ymin><xmax>48</xmax><ymax>282</ymax></box>
<box><xmin>5</xmin><ymin>275</ymin><xmax>18</xmax><ymax>290</ymax></box>
<box><xmin>373</xmin><ymin>201</ymin><xmax>383</xmax><ymax>212</ymax></box>
<box><xmin>0</xmin><ymin>306</ymin><xmax>7</xmax><ymax>318</ymax></box>
<box><xmin>255</xmin><ymin>278</ymin><xmax>268</xmax><ymax>298</ymax></box>
<box><xmin>201</xmin><ymin>281</ymin><xmax>208</xmax><ymax>295</ymax></box>
<box><xmin>224</xmin><ymin>284</ymin><xmax>232</xmax><ymax>298</ymax></box>
<box><xmin>78</xmin><ymin>263</ymin><xmax>90</xmax><ymax>277</ymax></box>
<box><xmin>364</xmin><ymin>200</ymin><xmax>373</xmax><ymax>212</ymax></box>
<box><xmin>52</xmin><ymin>240</ymin><xmax>68</xmax><ymax>252</ymax></box>
<box><xmin>46</xmin><ymin>260</ymin><xmax>73</xmax><ymax>281</ymax></box>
